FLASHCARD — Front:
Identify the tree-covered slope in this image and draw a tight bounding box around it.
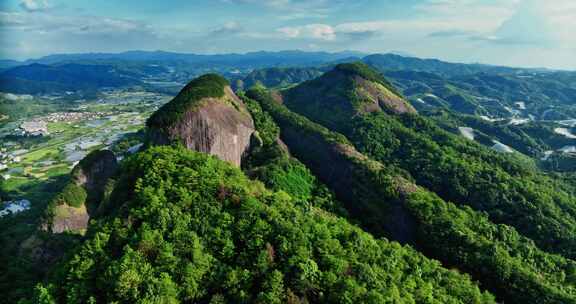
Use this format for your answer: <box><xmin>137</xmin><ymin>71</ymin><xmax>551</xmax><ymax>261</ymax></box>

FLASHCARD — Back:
<box><xmin>281</xmin><ymin>63</ymin><xmax>576</xmax><ymax>260</ymax></box>
<box><xmin>0</xmin><ymin>63</ymin><xmax>142</xmax><ymax>94</ymax></box>
<box><xmin>234</xmin><ymin>67</ymin><xmax>325</xmax><ymax>91</ymax></box>
<box><xmin>34</xmin><ymin>146</ymin><xmax>494</xmax><ymax>304</ymax></box>
<box><xmin>282</xmin><ymin>62</ymin><xmax>414</xmax><ymax>131</ymax></box>
<box><xmin>247</xmin><ymin>86</ymin><xmax>576</xmax><ymax>304</ymax></box>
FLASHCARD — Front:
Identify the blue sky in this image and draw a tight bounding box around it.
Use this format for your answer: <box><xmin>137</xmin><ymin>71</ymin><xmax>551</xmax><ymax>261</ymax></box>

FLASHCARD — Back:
<box><xmin>0</xmin><ymin>0</ymin><xmax>574</xmax><ymax>69</ymax></box>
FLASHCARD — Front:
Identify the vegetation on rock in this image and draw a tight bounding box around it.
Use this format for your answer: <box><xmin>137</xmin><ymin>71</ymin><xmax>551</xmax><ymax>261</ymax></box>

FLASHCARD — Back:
<box><xmin>146</xmin><ymin>74</ymin><xmax>229</xmax><ymax>129</ymax></box>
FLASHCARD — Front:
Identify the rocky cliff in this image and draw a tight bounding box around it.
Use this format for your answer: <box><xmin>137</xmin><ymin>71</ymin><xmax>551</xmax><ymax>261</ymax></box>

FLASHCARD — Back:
<box><xmin>147</xmin><ymin>74</ymin><xmax>255</xmax><ymax>167</ymax></box>
<box><xmin>72</xmin><ymin>149</ymin><xmax>118</xmax><ymax>198</ymax></box>
<box><xmin>43</xmin><ymin>149</ymin><xmax>118</xmax><ymax>234</ymax></box>
<box><xmin>47</xmin><ymin>204</ymin><xmax>90</xmax><ymax>234</ymax></box>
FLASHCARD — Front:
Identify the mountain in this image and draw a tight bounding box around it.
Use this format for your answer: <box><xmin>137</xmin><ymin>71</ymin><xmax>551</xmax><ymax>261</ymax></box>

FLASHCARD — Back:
<box><xmin>382</xmin><ymin>68</ymin><xmax>576</xmax><ymax>118</ymax></box>
<box><xmin>36</xmin><ymin>145</ymin><xmax>495</xmax><ymax>304</ymax></box>
<box><xmin>147</xmin><ymin>74</ymin><xmax>255</xmax><ymax>167</ymax></box>
<box><xmin>0</xmin><ymin>63</ymin><xmax>143</xmax><ymax>94</ymax></box>
<box><xmin>282</xmin><ymin>63</ymin><xmax>415</xmax><ymax>131</ymax></box>
<box><xmin>360</xmin><ymin>54</ymin><xmax>576</xmax><ymax>123</ymax></box>
<box><xmin>0</xmin><ymin>59</ymin><xmax>22</xmax><ymax>71</ymax></box>
<box><xmin>253</xmin><ymin>63</ymin><xmax>576</xmax><ymax>303</ymax></box>
<box><xmin>233</xmin><ymin>66</ymin><xmax>325</xmax><ymax>90</ymax></box>
<box><xmin>222</xmin><ymin>52</ymin><xmax>576</xmax><ymax>122</ymax></box>
<box><xmin>280</xmin><ymin>63</ymin><xmax>576</xmax><ymax>261</ymax></box>
<box><xmin>363</xmin><ymin>53</ymin><xmax>528</xmax><ymax>76</ymax></box>
<box><xmin>27</xmin><ymin>50</ymin><xmax>365</xmax><ymax>67</ymax></box>
<box><xmin>0</xmin><ymin>51</ymin><xmax>366</xmax><ymax>95</ymax></box>
<box><xmin>29</xmin><ymin>74</ymin><xmax>496</xmax><ymax>304</ymax></box>
<box><xmin>232</xmin><ymin>54</ymin><xmax>576</xmax><ymax>170</ymax></box>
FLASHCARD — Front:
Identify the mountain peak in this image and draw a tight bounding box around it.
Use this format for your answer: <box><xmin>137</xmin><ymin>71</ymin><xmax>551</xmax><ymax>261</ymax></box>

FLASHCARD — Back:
<box><xmin>146</xmin><ymin>73</ymin><xmax>254</xmax><ymax>167</ymax></box>
<box><xmin>333</xmin><ymin>62</ymin><xmax>387</xmax><ymax>83</ymax></box>
<box><xmin>282</xmin><ymin>62</ymin><xmax>415</xmax><ymax>130</ymax></box>
<box><xmin>332</xmin><ymin>62</ymin><xmax>404</xmax><ymax>96</ymax></box>
<box><xmin>146</xmin><ymin>73</ymin><xmax>230</xmax><ymax>129</ymax></box>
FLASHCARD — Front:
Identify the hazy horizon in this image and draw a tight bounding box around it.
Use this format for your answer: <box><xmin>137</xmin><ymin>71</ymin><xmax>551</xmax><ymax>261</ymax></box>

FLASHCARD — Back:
<box><xmin>3</xmin><ymin>48</ymin><xmax>574</xmax><ymax>72</ymax></box>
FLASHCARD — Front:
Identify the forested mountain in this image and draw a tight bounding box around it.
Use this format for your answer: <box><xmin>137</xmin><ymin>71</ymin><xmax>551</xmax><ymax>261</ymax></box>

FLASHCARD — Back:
<box><xmin>231</xmin><ymin>53</ymin><xmax>576</xmax><ymax>171</ymax></box>
<box><xmin>280</xmin><ymin>63</ymin><xmax>576</xmax><ymax>260</ymax></box>
<box><xmin>363</xmin><ymin>53</ymin><xmax>524</xmax><ymax>76</ymax></box>
<box><xmin>28</xmin><ymin>73</ymin><xmax>496</xmax><ymax>304</ymax></box>
<box><xmin>26</xmin><ymin>50</ymin><xmax>364</xmax><ymax>67</ymax></box>
<box><xmin>233</xmin><ymin>67</ymin><xmax>325</xmax><ymax>90</ymax></box>
<box><xmin>0</xmin><ymin>63</ymin><xmax>144</xmax><ymax>94</ymax></box>
<box><xmin>9</xmin><ymin>61</ymin><xmax>576</xmax><ymax>304</ymax></box>
<box><xmin>35</xmin><ymin>146</ymin><xmax>496</xmax><ymax>304</ymax></box>
<box><xmin>246</xmin><ymin>70</ymin><xmax>576</xmax><ymax>303</ymax></box>
<box><xmin>0</xmin><ymin>51</ymin><xmax>363</xmax><ymax>95</ymax></box>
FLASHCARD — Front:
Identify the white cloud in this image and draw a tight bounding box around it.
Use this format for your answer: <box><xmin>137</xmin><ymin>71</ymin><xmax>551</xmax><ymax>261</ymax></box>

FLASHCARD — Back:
<box><xmin>0</xmin><ymin>11</ymin><xmax>167</xmax><ymax>58</ymax></box>
<box><xmin>277</xmin><ymin>24</ymin><xmax>336</xmax><ymax>41</ymax></box>
<box><xmin>491</xmin><ymin>0</ymin><xmax>576</xmax><ymax>47</ymax></box>
<box><xmin>419</xmin><ymin>0</ymin><xmax>576</xmax><ymax>49</ymax></box>
<box><xmin>0</xmin><ymin>12</ymin><xmax>153</xmax><ymax>35</ymax></box>
<box><xmin>19</xmin><ymin>0</ymin><xmax>50</xmax><ymax>12</ymax></box>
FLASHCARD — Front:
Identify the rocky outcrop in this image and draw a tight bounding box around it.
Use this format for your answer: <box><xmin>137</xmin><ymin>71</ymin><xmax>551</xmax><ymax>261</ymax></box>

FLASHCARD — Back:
<box><xmin>42</xmin><ymin>150</ymin><xmax>118</xmax><ymax>235</ymax></box>
<box><xmin>72</xmin><ymin>149</ymin><xmax>118</xmax><ymax>196</ymax></box>
<box><xmin>354</xmin><ymin>76</ymin><xmax>416</xmax><ymax>115</ymax></box>
<box><xmin>148</xmin><ymin>75</ymin><xmax>255</xmax><ymax>167</ymax></box>
<box><xmin>48</xmin><ymin>204</ymin><xmax>90</xmax><ymax>234</ymax></box>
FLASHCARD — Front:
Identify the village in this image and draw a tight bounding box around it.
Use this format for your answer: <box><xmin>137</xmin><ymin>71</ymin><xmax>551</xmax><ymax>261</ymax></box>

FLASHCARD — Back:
<box><xmin>0</xmin><ymin>89</ymin><xmax>172</xmax><ymax>217</ymax></box>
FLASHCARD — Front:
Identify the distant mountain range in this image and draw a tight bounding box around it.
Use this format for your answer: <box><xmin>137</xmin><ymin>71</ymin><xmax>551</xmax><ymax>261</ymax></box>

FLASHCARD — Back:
<box><xmin>0</xmin><ymin>63</ymin><xmax>142</xmax><ymax>94</ymax></box>
<box><xmin>3</xmin><ymin>50</ymin><xmax>565</xmax><ymax>95</ymax></box>
<box><xmin>0</xmin><ymin>50</ymin><xmax>366</xmax><ymax>95</ymax></box>
<box><xmin>8</xmin><ymin>50</ymin><xmax>366</xmax><ymax>67</ymax></box>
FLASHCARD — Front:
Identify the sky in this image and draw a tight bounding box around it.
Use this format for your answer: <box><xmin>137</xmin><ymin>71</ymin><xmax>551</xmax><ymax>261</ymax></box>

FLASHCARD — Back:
<box><xmin>0</xmin><ymin>0</ymin><xmax>575</xmax><ymax>70</ymax></box>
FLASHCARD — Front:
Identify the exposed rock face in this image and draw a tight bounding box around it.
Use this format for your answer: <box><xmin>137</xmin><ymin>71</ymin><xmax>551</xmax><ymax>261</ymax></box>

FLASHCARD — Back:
<box><xmin>354</xmin><ymin>76</ymin><xmax>416</xmax><ymax>115</ymax></box>
<box><xmin>49</xmin><ymin>204</ymin><xmax>90</xmax><ymax>234</ymax></box>
<box><xmin>42</xmin><ymin>150</ymin><xmax>118</xmax><ymax>235</ymax></box>
<box><xmin>73</xmin><ymin>149</ymin><xmax>118</xmax><ymax>195</ymax></box>
<box><xmin>150</xmin><ymin>85</ymin><xmax>255</xmax><ymax>167</ymax></box>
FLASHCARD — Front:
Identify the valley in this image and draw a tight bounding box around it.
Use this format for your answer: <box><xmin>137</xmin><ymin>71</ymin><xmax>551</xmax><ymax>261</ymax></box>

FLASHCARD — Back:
<box><xmin>0</xmin><ymin>90</ymin><xmax>171</xmax><ymax>216</ymax></box>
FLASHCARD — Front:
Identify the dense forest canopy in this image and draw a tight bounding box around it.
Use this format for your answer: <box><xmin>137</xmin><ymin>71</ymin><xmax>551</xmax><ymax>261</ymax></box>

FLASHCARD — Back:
<box><xmin>33</xmin><ymin>146</ymin><xmax>495</xmax><ymax>304</ymax></box>
<box><xmin>245</xmin><ymin>69</ymin><xmax>576</xmax><ymax>303</ymax></box>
